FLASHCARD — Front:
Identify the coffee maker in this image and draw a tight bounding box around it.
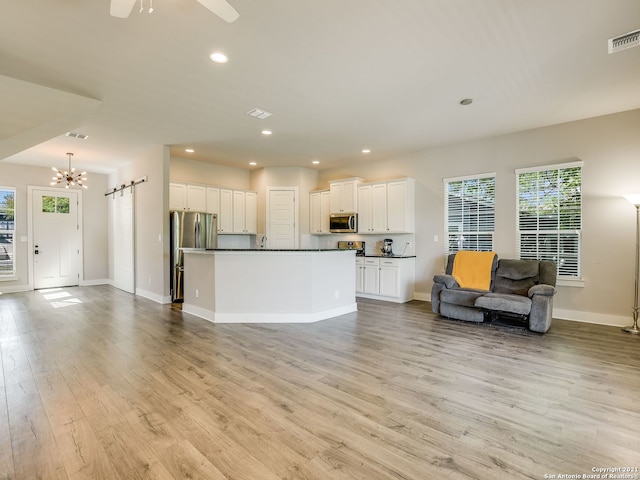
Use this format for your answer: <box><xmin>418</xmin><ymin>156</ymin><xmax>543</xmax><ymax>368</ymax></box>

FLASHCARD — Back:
<box><xmin>381</xmin><ymin>238</ymin><xmax>394</xmax><ymax>256</ymax></box>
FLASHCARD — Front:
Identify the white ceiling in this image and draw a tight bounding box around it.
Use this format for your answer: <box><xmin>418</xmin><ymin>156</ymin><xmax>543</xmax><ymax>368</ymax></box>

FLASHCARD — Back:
<box><xmin>1</xmin><ymin>0</ymin><xmax>639</xmax><ymax>174</ymax></box>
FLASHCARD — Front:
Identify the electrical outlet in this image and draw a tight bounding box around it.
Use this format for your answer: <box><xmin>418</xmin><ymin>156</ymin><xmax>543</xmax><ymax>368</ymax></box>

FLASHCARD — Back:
<box><xmin>195</xmin><ymin>289</ymin><xmax>199</xmax><ymax>298</ymax></box>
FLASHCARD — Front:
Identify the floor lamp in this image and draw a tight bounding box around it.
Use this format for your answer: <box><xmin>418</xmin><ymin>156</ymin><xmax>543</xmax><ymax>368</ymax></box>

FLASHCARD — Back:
<box><xmin>623</xmin><ymin>194</ymin><xmax>640</xmax><ymax>334</ymax></box>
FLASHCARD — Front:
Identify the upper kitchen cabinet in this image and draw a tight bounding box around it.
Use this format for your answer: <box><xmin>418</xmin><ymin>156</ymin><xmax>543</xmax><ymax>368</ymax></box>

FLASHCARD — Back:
<box><xmin>232</xmin><ymin>190</ymin><xmax>257</xmax><ymax>234</ymax></box>
<box><xmin>358</xmin><ymin>183</ymin><xmax>388</xmax><ymax>233</ymax></box>
<box><xmin>206</xmin><ymin>187</ymin><xmax>220</xmax><ymax>215</ymax></box>
<box><xmin>329</xmin><ymin>178</ymin><xmax>363</xmax><ymax>214</ymax></box>
<box><xmin>218</xmin><ymin>189</ymin><xmax>233</xmax><ymax>233</ymax></box>
<box><xmin>357</xmin><ymin>178</ymin><xmax>415</xmax><ymax>234</ymax></box>
<box><xmin>310</xmin><ymin>190</ymin><xmax>331</xmax><ymax>234</ymax></box>
<box><xmin>387</xmin><ymin>178</ymin><xmax>415</xmax><ymax>233</ymax></box>
<box><xmin>169</xmin><ymin>183</ymin><xmax>206</xmax><ymax>211</ymax></box>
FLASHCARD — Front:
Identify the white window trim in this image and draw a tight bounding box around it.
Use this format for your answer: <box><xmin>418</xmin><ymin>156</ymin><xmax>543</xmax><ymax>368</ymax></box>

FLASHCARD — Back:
<box><xmin>444</xmin><ymin>172</ymin><xmax>496</xmax><ymax>255</ymax></box>
<box><xmin>515</xmin><ymin>161</ymin><xmax>583</xmax><ymax>284</ymax></box>
<box><xmin>0</xmin><ymin>186</ymin><xmax>16</xmax><ymax>280</ymax></box>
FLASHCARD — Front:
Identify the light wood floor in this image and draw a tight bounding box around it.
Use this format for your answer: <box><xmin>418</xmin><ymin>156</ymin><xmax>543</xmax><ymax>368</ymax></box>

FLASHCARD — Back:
<box><xmin>1</xmin><ymin>286</ymin><xmax>640</xmax><ymax>480</ymax></box>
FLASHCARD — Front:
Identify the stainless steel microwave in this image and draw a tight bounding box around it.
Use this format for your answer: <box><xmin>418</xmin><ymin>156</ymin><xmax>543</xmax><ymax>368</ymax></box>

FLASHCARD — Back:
<box><xmin>329</xmin><ymin>213</ymin><xmax>358</xmax><ymax>233</ymax></box>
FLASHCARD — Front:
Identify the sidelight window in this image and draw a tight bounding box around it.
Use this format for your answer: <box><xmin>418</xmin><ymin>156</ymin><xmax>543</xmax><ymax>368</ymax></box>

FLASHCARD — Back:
<box><xmin>0</xmin><ymin>187</ymin><xmax>16</xmax><ymax>277</ymax></box>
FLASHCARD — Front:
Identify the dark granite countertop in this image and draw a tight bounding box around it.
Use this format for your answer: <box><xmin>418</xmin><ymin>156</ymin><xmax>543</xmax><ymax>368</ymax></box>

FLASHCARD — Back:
<box><xmin>362</xmin><ymin>254</ymin><xmax>416</xmax><ymax>259</ymax></box>
<box><xmin>203</xmin><ymin>248</ymin><xmax>350</xmax><ymax>252</ymax></box>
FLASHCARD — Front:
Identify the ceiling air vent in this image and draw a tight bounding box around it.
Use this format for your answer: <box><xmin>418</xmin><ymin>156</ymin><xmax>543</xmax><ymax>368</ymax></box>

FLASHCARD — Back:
<box><xmin>66</xmin><ymin>131</ymin><xmax>89</xmax><ymax>140</ymax></box>
<box><xmin>247</xmin><ymin>108</ymin><xmax>273</xmax><ymax>120</ymax></box>
<box><xmin>608</xmin><ymin>28</ymin><xmax>640</xmax><ymax>54</ymax></box>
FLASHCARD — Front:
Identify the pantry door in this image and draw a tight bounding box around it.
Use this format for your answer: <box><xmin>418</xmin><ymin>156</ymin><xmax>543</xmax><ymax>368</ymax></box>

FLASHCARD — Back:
<box><xmin>30</xmin><ymin>188</ymin><xmax>81</xmax><ymax>289</ymax></box>
<box><xmin>267</xmin><ymin>187</ymin><xmax>298</xmax><ymax>249</ymax></box>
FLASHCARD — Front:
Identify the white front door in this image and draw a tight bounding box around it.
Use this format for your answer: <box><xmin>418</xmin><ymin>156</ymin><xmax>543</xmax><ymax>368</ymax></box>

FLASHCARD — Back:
<box><xmin>32</xmin><ymin>189</ymin><xmax>81</xmax><ymax>289</ymax></box>
<box><xmin>267</xmin><ymin>188</ymin><xmax>297</xmax><ymax>249</ymax></box>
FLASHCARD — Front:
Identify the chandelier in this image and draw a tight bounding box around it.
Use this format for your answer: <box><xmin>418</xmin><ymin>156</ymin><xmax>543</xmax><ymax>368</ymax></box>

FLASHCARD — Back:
<box><xmin>51</xmin><ymin>153</ymin><xmax>88</xmax><ymax>189</ymax></box>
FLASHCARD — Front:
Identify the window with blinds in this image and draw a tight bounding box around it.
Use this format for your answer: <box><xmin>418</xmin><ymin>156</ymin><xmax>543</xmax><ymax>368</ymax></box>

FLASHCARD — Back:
<box><xmin>444</xmin><ymin>174</ymin><xmax>495</xmax><ymax>254</ymax></box>
<box><xmin>516</xmin><ymin>162</ymin><xmax>582</xmax><ymax>278</ymax></box>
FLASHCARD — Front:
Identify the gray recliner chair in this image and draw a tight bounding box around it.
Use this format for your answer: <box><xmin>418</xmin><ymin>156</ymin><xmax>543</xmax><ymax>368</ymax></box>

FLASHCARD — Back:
<box><xmin>431</xmin><ymin>253</ymin><xmax>557</xmax><ymax>333</ymax></box>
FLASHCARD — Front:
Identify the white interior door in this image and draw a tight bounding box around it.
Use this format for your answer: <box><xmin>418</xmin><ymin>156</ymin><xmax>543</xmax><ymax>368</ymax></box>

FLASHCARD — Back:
<box><xmin>32</xmin><ymin>189</ymin><xmax>80</xmax><ymax>289</ymax></box>
<box><xmin>110</xmin><ymin>189</ymin><xmax>135</xmax><ymax>293</ymax></box>
<box><xmin>267</xmin><ymin>188</ymin><xmax>297</xmax><ymax>249</ymax></box>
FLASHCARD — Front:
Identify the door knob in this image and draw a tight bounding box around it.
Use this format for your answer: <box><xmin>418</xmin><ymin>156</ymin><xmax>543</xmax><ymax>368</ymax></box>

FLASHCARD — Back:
<box><xmin>34</xmin><ymin>245</ymin><xmax>39</xmax><ymax>255</ymax></box>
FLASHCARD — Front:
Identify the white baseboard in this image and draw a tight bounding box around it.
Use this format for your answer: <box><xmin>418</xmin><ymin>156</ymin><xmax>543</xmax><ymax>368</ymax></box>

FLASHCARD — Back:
<box><xmin>182</xmin><ymin>304</ymin><xmax>214</xmax><ymax>322</ymax></box>
<box><xmin>135</xmin><ymin>288</ymin><xmax>171</xmax><ymax>304</ymax></box>
<box><xmin>182</xmin><ymin>303</ymin><xmax>358</xmax><ymax>324</ymax></box>
<box><xmin>80</xmin><ymin>278</ymin><xmax>110</xmax><ymax>286</ymax></box>
<box><xmin>413</xmin><ymin>292</ymin><xmax>430</xmax><ymax>302</ymax></box>
<box><xmin>0</xmin><ymin>284</ymin><xmax>31</xmax><ymax>294</ymax></box>
<box><xmin>552</xmin><ymin>308</ymin><xmax>632</xmax><ymax>327</ymax></box>
<box><xmin>416</xmin><ymin>290</ymin><xmax>631</xmax><ymax>327</ymax></box>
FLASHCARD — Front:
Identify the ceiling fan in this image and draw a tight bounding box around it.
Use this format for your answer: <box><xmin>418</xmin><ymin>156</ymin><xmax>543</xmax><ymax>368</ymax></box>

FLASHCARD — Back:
<box><xmin>110</xmin><ymin>0</ymin><xmax>239</xmax><ymax>23</ymax></box>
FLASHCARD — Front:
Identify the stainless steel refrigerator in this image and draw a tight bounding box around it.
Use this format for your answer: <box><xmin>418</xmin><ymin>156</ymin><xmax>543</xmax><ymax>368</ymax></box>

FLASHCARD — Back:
<box><xmin>170</xmin><ymin>211</ymin><xmax>217</xmax><ymax>302</ymax></box>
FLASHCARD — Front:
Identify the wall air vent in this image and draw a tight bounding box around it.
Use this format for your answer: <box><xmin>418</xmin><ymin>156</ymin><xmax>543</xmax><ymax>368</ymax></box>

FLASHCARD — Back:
<box><xmin>247</xmin><ymin>108</ymin><xmax>273</xmax><ymax>120</ymax></box>
<box><xmin>66</xmin><ymin>131</ymin><xmax>89</xmax><ymax>140</ymax></box>
<box><xmin>608</xmin><ymin>28</ymin><xmax>640</xmax><ymax>54</ymax></box>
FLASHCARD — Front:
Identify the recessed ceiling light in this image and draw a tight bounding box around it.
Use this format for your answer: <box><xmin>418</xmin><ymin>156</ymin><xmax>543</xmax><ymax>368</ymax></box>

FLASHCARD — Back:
<box><xmin>312</xmin><ymin>160</ymin><xmax>320</xmax><ymax>165</ymax></box>
<box><xmin>261</xmin><ymin>130</ymin><xmax>272</xmax><ymax>135</ymax></box>
<box><xmin>249</xmin><ymin>161</ymin><xmax>257</xmax><ymax>166</ymax></box>
<box><xmin>209</xmin><ymin>52</ymin><xmax>228</xmax><ymax>64</ymax></box>
<box><xmin>362</xmin><ymin>149</ymin><xmax>371</xmax><ymax>154</ymax></box>
<box><xmin>185</xmin><ymin>148</ymin><xmax>195</xmax><ymax>153</ymax></box>
<box><xmin>459</xmin><ymin>98</ymin><xmax>473</xmax><ymax>106</ymax></box>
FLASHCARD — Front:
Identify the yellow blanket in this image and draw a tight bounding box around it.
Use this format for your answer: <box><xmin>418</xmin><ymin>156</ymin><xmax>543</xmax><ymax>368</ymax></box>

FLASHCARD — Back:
<box><xmin>452</xmin><ymin>251</ymin><xmax>496</xmax><ymax>290</ymax></box>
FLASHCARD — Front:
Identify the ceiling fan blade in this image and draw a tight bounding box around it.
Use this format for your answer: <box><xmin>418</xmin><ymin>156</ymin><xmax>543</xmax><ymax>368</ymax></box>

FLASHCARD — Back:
<box><xmin>110</xmin><ymin>0</ymin><xmax>137</xmax><ymax>18</ymax></box>
<box><xmin>195</xmin><ymin>0</ymin><xmax>239</xmax><ymax>23</ymax></box>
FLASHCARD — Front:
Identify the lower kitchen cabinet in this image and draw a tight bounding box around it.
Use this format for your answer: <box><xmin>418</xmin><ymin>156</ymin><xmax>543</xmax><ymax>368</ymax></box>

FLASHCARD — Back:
<box><xmin>355</xmin><ymin>256</ymin><xmax>415</xmax><ymax>303</ymax></box>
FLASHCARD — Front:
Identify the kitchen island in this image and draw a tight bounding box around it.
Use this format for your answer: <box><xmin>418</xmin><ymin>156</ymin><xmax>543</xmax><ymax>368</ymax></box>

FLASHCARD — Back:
<box><xmin>181</xmin><ymin>249</ymin><xmax>357</xmax><ymax>323</ymax></box>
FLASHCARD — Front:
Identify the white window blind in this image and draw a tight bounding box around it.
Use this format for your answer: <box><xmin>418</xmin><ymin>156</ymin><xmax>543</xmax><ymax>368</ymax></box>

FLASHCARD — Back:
<box><xmin>0</xmin><ymin>187</ymin><xmax>15</xmax><ymax>277</ymax></box>
<box><xmin>444</xmin><ymin>174</ymin><xmax>495</xmax><ymax>254</ymax></box>
<box><xmin>516</xmin><ymin>162</ymin><xmax>582</xmax><ymax>278</ymax></box>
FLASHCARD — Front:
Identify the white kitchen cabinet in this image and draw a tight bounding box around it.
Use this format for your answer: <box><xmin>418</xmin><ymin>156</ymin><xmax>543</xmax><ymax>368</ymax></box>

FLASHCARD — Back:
<box><xmin>355</xmin><ymin>257</ymin><xmax>365</xmax><ymax>292</ymax></box>
<box><xmin>232</xmin><ymin>190</ymin><xmax>257</xmax><ymax>234</ymax></box>
<box><xmin>329</xmin><ymin>178</ymin><xmax>362</xmax><ymax>213</ymax></box>
<box><xmin>362</xmin><ymin>258</ymin><xmax>380</xmax><ymax>294</ymax></box>
<box><xmin>206</xmin><ymin>187</ymin><xmax>220</xmax><ymax>215</ymax></box>
<box><xmin>355</xmin><ymin>256</ymin><xmax>415</xmax><ymax>303</ymax></box>
<box><xmin>355</xmin><ymin>178</ymin><xmax>415</xmax><ymax>234</ymax></box>
<box><xmin>169</xmin><ymin>183</ymin><xmax>187</xmax><ymax>210</ymax></box>
<box><xmin>386</xmin><ymin>179</ymin><xmax>415</xmax><ymax>233</ymax></box>
<box><xmin>218</xmin><ymin>189</ymin><xmax>233</xmax><ymax>233</ymax></box>
<box><xmin>186</xmin><ymin>185</ymin><xmax>206</xmax><ymax>212</ymax></box>
<box><xmin>379</xmin><ymin>258</ymin><xmax>400</xmax><ymax>297</ymax></box>
<box><xmin>310</xmin><ymin>190</ymin><xmax>331</xmax><ymax>234</ymax></box>
<box><xmin>357</xmin><ymin>186</ymin><xmax>372</xmax><ymax>233</ymax></box>
<box><xmin>244</xmin><ymin>191</ymin><xmax>257</xmax><ymax>234</ymax></box>
<box><xmin>358</xmin><ymin>183</ymin><xmax>388</xmax><ymax>233</ymax></box>
<box><xmin>169</xmin><ymin>183</ymin><xmax>207</xmax><ymax>211</ymax></box>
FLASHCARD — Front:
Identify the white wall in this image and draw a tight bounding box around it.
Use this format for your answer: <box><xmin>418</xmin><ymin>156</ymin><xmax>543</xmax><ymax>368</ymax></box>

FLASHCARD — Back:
<box><xmin>317</xmin><ymin>108</ymin><xmax>640</xmax><ymax>326</ymax></box>
<box><xmin>250</xmin><ymin>167</ymin><xmax>318</xmax><ymax>246</ymax></box>
<box><xmin>171</xmin><ymin>156</ymin><xmax>251</xmax><ymax>189</ymax></box>
<box><xmin>110</xmin><ymin>145</ymin><xmax>169</xmax><ymax>302</ymax></box>
<box><xmin>0</xmin><ymin>162</ymin><xmax>109</xmax><ymax>292</ymax></box>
